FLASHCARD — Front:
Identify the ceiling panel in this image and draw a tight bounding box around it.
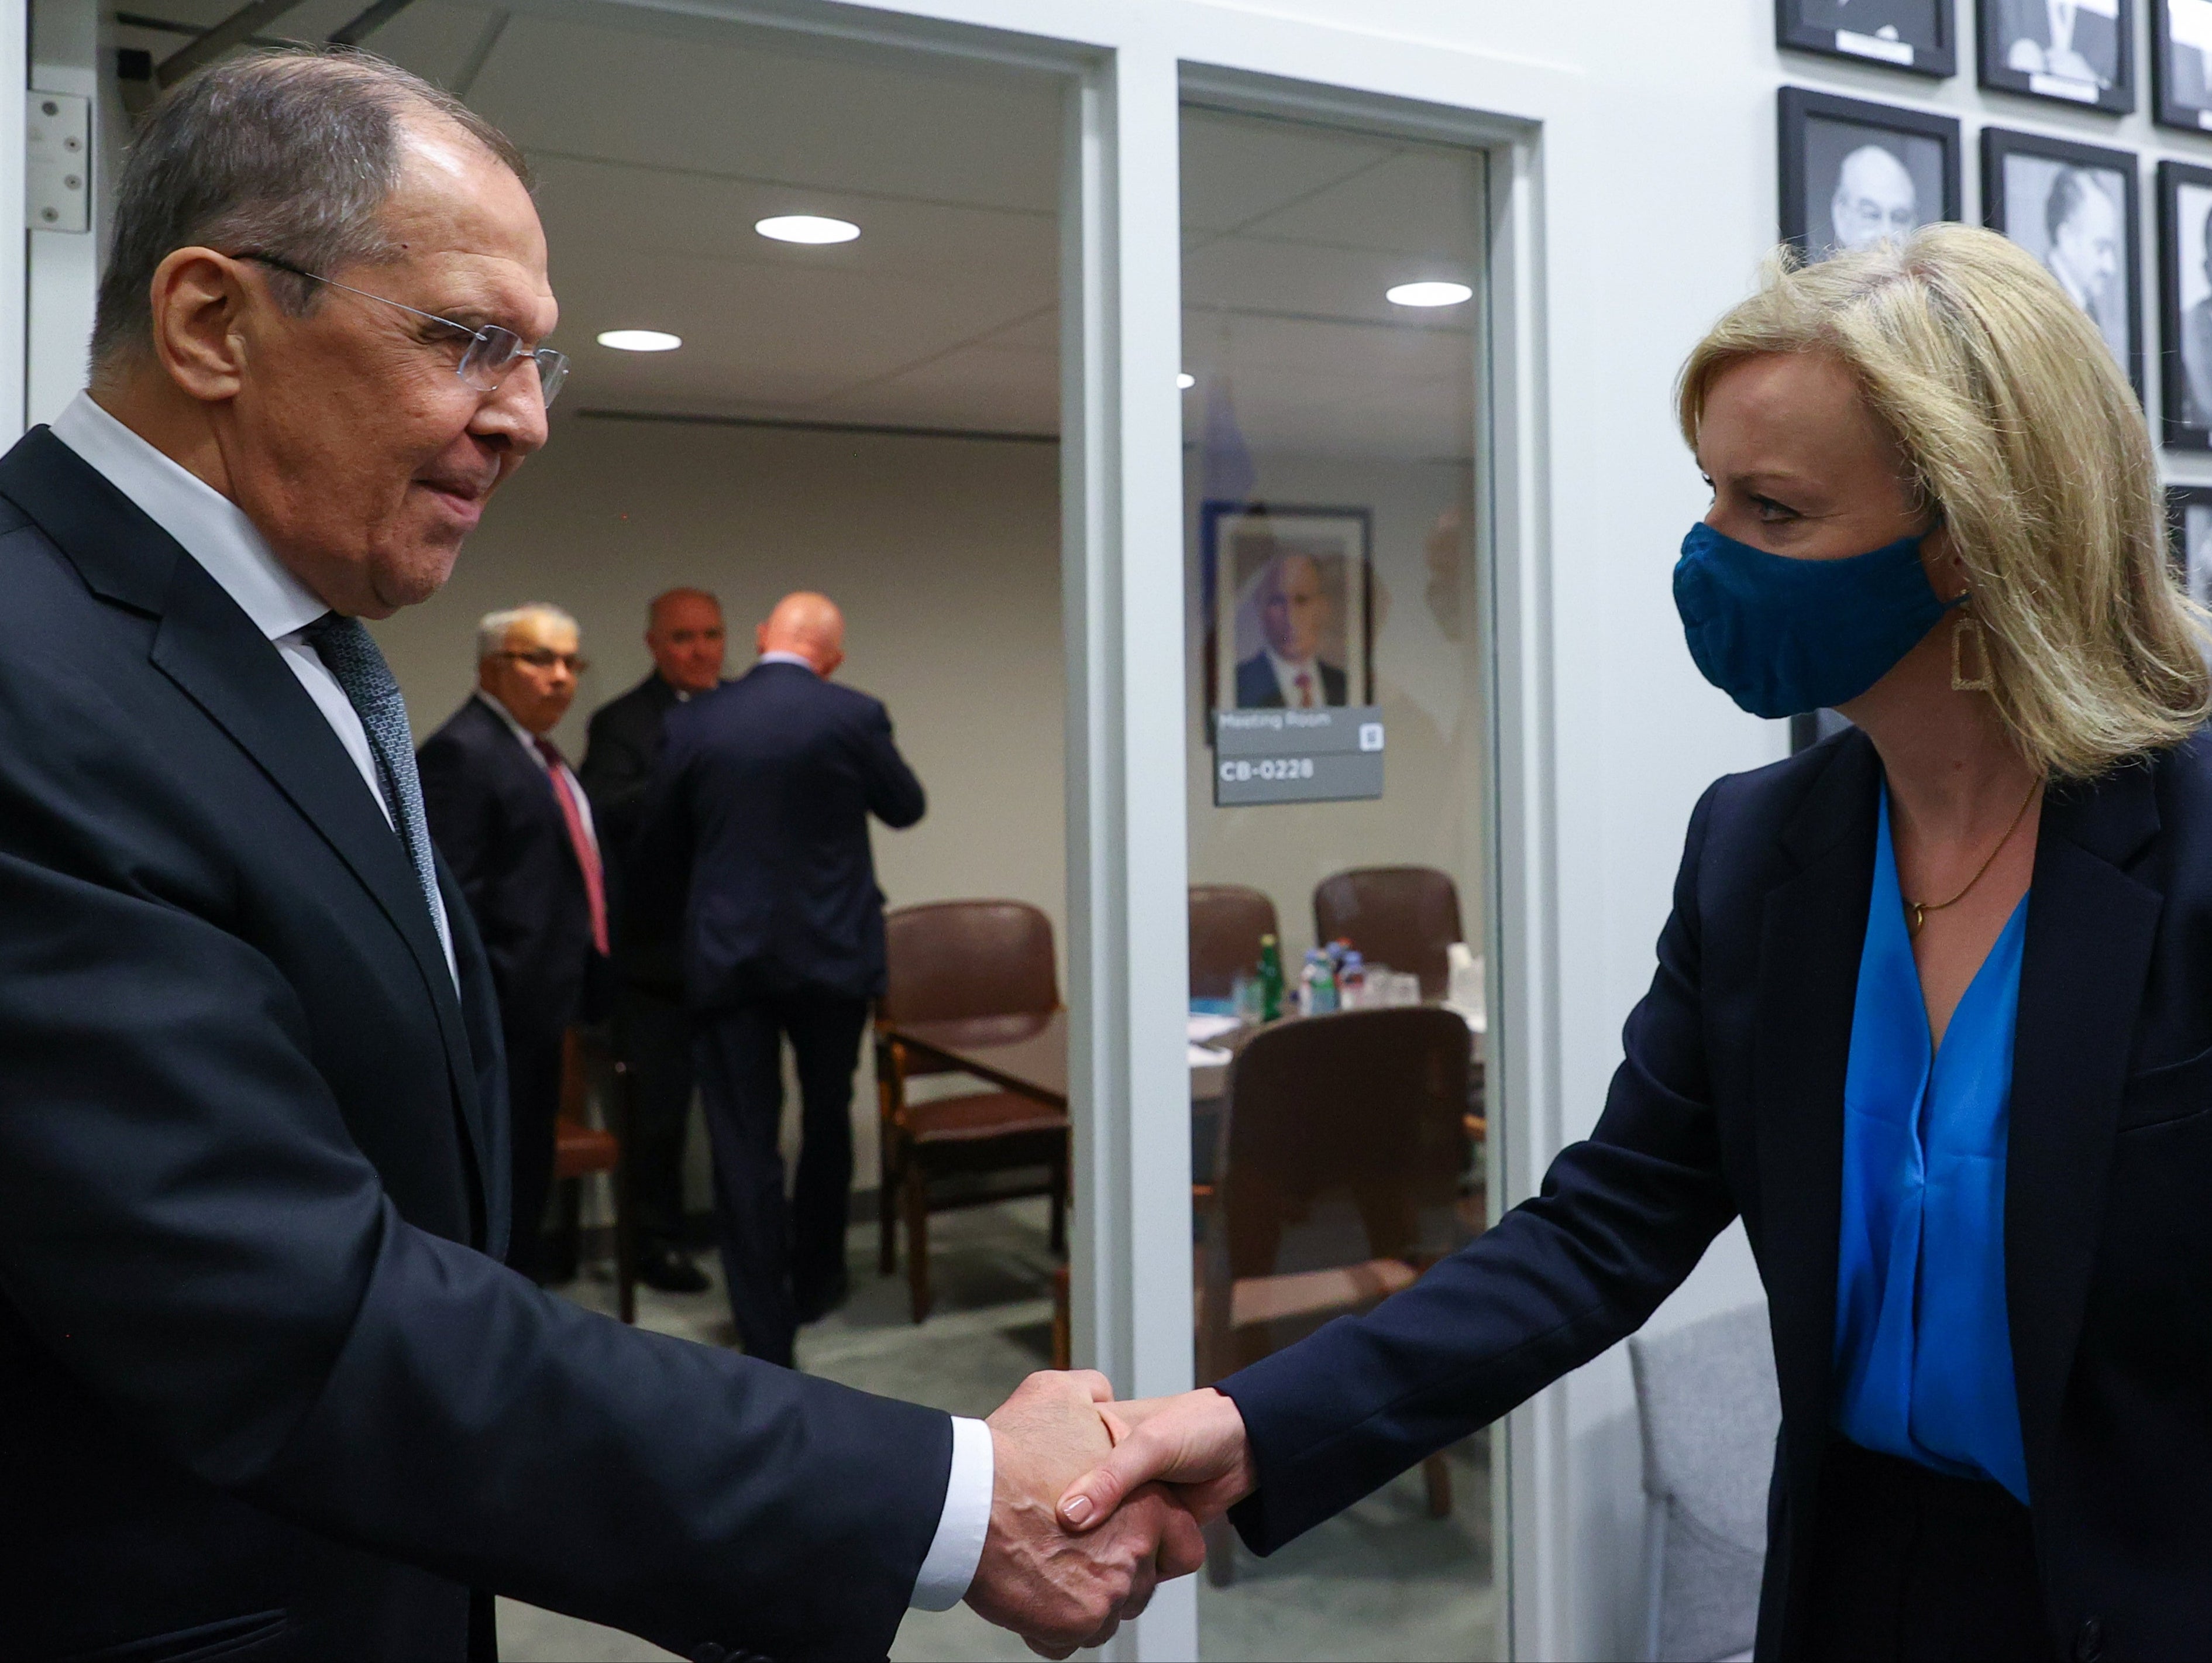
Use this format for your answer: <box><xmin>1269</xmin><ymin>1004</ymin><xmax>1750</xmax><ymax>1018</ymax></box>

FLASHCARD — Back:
<box><xmin>106</xmin><ymin>2</ymin><xmax>1487</xmax><ymax>454</ymax></box>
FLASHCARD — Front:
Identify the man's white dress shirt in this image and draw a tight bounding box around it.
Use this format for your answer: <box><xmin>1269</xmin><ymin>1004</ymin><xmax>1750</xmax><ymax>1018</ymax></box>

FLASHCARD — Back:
<box><xmin>49</xmin><ymin>393</ymin><xmax>459</xmax><ymax>980</ymax></box>
<box><xmin>46</xmin><ymin>391</ymin><xmax>993</xmax><ymax>1607</ymax></box>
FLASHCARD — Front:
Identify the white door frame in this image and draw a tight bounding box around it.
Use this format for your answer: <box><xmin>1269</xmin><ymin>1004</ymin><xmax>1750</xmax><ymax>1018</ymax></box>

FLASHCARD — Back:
<box><xmin>14</xmin><ymin>2</ymin><xmax>1593</xmax><ymax>1655</ymax></box>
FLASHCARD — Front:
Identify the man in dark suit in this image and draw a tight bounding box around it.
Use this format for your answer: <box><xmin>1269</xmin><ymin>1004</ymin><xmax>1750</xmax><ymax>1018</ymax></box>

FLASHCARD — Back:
<box><xmin>1233</xmin><ymin>551</ymin><xmax>1348</xmax><ymax>707</ymax></box>
<box><xmin>637</xmin><ymin>592</ymin><xmax>925</xmax><ymax>1368</ymax></box>
<box><xmin>579</xmin><ymin>587</ymin><xmax>727</xmax><ymax>1294</ymax></box>
<box><xmin>0</xmin><ymin>46</ymin><xmax>1195</xmax><ymax>1661</ymax></box>
<box><xmin>418</xmin><ymin>602</ymin><xmax>604</xmax><ymax>1283</ymax></box>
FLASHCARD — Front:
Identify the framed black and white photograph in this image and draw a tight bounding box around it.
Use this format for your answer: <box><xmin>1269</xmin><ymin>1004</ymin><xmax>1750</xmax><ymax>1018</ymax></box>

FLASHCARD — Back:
<box><xmin>2158</xmin><ymin>160</ymin><xmax>2212</xmax><ymax>446</ymax></box>
<box><xmin>1201</xmin><ymin>502</ymin><xmax>1373</xmax><ymax>714</ymax></box>
<box><xmin>2165</xmin><ymin>485</ymin><xmax>2212</xmax><ymax>606</ymax></box>
<box><xmin>2153</xmin><ymin>0</ymin><xmax>2212</xmax><ymax>129</ymax></box>
<box><xmin>1982</xmin><ymin>128</ymin><xmax>2143</xmax><ymax>398</ymax></box>
<box><xmin>1980</xmin><ymin>0</ymin><xmax>2135</xmax><ymax>112</ymax></box>
<box><xmin>1778</xmin><ymin>88</ymin><xmax>1962</xmax><ymax>260</ymax></box>
<box><xmin>1776</xmin><ymin>0</ymin><xmax>1957</xmax><ymax>75</ymax></box>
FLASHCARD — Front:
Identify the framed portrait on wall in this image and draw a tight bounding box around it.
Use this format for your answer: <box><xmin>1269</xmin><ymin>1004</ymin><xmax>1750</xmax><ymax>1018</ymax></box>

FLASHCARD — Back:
<box><xmin>2153</xmin><ymin>0</ymin><xmax>2212</xmax><ymax>128</ymax></box>
<box><xmin>1778</xmin><ymin>88</ymin><xmax>1962</xmax><ymax>260</ymax></box>
<box><xmin>1775</xmin><ymin>0</ymin><xmax>1957</xmax><ymax>75</ymax></box>
<box><xmin>1201</xmin><ymin>502</ymin><xmax>1374</xmax><ymax>716</ymax></box>
<box><xmin>1980</xmin><ymin>0</ymin><xmax>2135</xmax><ymax>111</ymax></box>
<box><xmin>1981</xmin><ymin>128</ymin><xmax>2143</xmax><ymax>398</ymax></box>
<box><xmin>2158</xmin><ymin>160</ymin><xmax>2212</xmax><ymax>446</ymax></box>
<box><xmin>2166</xmin><ymin>485</ymin><xmax>2212</xmax><ymax>605</ymax></box>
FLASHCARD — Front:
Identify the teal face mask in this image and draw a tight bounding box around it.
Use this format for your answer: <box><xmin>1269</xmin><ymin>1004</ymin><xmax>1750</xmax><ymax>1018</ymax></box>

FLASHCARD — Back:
<box><xmin>1671</xmin><ymin>522</ymin><xmax>1958</xmax><ymax>719</ymax></box>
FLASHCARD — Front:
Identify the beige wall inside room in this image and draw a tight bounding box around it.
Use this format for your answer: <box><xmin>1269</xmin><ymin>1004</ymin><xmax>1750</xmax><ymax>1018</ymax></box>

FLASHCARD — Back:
<box><xmin>371</xmin><ymin>413</ymin><xmax>1067</xmax><ymax>1191</ymax></box>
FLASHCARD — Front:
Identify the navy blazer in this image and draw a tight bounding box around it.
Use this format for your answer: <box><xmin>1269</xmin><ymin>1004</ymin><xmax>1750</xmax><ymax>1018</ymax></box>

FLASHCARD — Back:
<box><xmin>0</xmin><ymin>430</ymin><xmax>950</xmax><ymax>1662</ymax></box>
<box><xmin>580</xmin><ymin>672</ymin><xmax>693</xmax><ymax>990</ymax></box>
<box><xmin>1233</xmin><ymin>651</ymin><xmax>1347</xmax><ymax>709</ymax></box>
<box><xmin>418</xmin><ymin>694</ymin><xmax>599</xmax><ymax>1041</ymax></box>
<box><xmin>1221</xmin><ymin>726</ymin><xmax>2212</xmax><ymax>1662</ymax></box>
<box><xmin>636</xmin><ymin>661</ymin><xmax>926</xmax><ymax>1009</ymax></box>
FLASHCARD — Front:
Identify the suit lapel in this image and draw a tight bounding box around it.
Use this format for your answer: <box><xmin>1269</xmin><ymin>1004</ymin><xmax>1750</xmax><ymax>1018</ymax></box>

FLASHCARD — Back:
<box><xmin>0</xmin><ymin>430</ymin><xmax>493</xmax><ymax>1233</ymax></box>
<box><xmin>1751</xmin><ymin>734</ymin><xmax>1879</xmax><ymax>1525</ymax></box>
<box><xmin>2007</xmin><ymin>763</ymin><xmax>2161</xmax><ymax>1497</ymax></box>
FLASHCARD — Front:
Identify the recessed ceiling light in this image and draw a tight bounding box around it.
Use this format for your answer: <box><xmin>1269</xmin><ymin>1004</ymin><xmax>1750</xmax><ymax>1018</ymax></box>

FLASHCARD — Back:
<box><xmin>1178</xmin><ymin>372</ymin><xmax>1196</xmax><ymax>389</ymax></box>
<box><xmin>1387</xmin><ymin>280</ymin><xmax>1473</xmax><ymax>308</ymax></box>
<box><xmin>598</xmin><ymin>329</ymin><xmax>682</xmax><ymax>352</ymax></box>
<box><xmin>756</xmin><ymin>214</ymin><xmax>861</xmax><ymax>245</ymax></box>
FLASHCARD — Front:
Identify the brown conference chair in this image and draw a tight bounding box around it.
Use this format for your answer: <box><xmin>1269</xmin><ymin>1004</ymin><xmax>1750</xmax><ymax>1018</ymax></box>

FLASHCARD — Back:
<box><xmin>1196</xmin><ymin>1005</ymin><xmax>1474</xmax><ymax>1582</ymax></box>
<box><xmin>555</xmin><ymin>1025</ymin><xmax>638</xmax><ymax>1324</ymax></box>
<box><xmin>877</xmin><ymin>900</ymin><xmax>1069</xmax><ymax>1322</ymax></box>
<box><xmin>1189</xmin><ymin>884</ymin><xmax>1278</xmax><ymax>1001</ymax></box>
<box><xmin>1313</xmin><ymin>865</ymin><xmax>1464</xmax><ymax>998</ymax></box>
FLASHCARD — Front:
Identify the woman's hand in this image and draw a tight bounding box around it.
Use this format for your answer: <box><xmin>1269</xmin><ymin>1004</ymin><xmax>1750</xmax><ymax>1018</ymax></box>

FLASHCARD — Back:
<box><xmin>1057</xmin><ymin>1388</ymin><xmax>1259</xmax><ymax>1531</ymax></box>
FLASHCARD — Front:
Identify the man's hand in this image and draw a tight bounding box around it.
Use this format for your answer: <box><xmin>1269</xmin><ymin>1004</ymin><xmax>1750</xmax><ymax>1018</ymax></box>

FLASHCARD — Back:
<box><xmin>964</xmin><ymin>1372</ymin><xmax>1206</xmax><ymax>1657</ymax></box>
<box><xmin>1058</xmin><ymin>1388</ymin><xmax>1258</xmax><ymax>1530</ymax></box>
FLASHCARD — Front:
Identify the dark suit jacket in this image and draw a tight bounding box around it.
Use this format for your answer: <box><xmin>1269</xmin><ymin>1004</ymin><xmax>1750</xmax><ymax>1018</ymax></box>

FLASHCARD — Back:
<box><xmin>580</xmin><ymin>672</ymin><xmax>699</xmax><ymax>991</ymax></box>
<box><xmin>418</xmin><ymin>696</ymin><xmax>600</xmax><ymax>1042</ymax></box>
<box><xmin>0</xmin><ymin>429</ymin><xmax>950</xmax><ymax>1662</ymax></box>
<box><xmin>636</xmin><ymin>661</ymin><xmax>925</xmax><ymax>1009</ymax></box>
<box><xmin>1222</xmin><ymin>726</ymin><xmax>2212</xmax><ymax>1661</ymax></box>
<box><xmin>1234</xmin><ymin>651</ymin><xmax>1347</xmax><ymax>708</ymax></box>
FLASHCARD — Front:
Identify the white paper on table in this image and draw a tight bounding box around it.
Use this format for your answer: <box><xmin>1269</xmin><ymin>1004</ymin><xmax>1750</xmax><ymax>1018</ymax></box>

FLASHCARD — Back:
<box><xmin>1186</xmin><ymin>1013</ymin><xmax>1241</xmax><ymax>1043</ymax></box>
<box><xmin>1188</xmin><ymin>1043</ymin><xmax>1233</xmax><ymax>1067</ymax></box>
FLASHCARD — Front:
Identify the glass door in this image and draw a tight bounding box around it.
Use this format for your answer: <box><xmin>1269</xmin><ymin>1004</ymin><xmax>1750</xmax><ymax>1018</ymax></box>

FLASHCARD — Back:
<box><xmin>1179</xmin><ymin>101</ymin><xmax>1499</xmax><ymax>1663</ymax></box>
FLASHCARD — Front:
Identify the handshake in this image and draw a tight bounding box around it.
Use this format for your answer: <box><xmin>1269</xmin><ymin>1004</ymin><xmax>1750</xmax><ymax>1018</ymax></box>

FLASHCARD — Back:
<box><xmin>961</xmin><ymin>1372</ymin><xmax>1260</xmax><ymax>1656</ymax></box>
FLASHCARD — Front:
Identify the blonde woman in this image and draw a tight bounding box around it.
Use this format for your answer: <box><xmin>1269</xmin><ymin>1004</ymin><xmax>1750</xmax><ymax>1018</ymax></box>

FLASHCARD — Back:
<box><xmin>1057</xmin><ymin>224</ymin><xmax>2212</xmax><ymax>1661</ymax></box>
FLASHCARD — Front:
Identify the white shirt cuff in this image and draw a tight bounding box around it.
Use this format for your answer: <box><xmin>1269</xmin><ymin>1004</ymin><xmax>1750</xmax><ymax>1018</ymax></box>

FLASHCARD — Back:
<box><xmin>909</xmin><ymin>1414</ymin><xmax>994</xmax><ymax>1610</ymax></box>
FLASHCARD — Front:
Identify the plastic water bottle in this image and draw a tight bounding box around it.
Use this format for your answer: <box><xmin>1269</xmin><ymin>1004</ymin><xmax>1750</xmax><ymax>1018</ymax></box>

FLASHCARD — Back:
<box><xmin>1338</xmin><ymin>948</ymin><xmax>1367</xmax><ymax>1009</ymax></box>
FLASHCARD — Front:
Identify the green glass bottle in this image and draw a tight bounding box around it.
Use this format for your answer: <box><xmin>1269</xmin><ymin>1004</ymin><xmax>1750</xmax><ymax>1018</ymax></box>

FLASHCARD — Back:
<box><xmin>1256</xmin><ymin>933</ymin><xmax>1284</xmax><ymax>1022</ymax></box>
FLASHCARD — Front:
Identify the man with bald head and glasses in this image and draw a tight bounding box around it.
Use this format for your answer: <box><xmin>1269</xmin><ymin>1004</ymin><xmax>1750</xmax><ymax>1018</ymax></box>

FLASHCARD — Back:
<box><xmin>418</xmin><ymin>603</ymin><xmax>607</xmax><ymax>1286</ymax></box>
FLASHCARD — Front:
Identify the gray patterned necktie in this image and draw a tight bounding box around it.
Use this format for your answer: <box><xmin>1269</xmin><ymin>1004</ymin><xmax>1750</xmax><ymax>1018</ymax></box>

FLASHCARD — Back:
<box><xmin>304</xmin><ymin>612</ymin><xmax>455</xmax><ymax>973</ymax></box>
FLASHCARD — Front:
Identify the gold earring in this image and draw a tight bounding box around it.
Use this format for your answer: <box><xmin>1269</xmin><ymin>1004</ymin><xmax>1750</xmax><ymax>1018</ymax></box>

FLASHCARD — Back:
<box><xmin>1951</xmin><ymin>606</ymin><xmax>1993</xmax><ymax>693</ymax></box>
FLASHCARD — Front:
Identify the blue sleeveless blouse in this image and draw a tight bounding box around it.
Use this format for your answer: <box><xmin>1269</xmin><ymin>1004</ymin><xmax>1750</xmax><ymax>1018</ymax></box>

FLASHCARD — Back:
<box><xmin>1831</xmin><ymin>789</ymin><xmax>2031</xmax><ymax>1503</ymax></box>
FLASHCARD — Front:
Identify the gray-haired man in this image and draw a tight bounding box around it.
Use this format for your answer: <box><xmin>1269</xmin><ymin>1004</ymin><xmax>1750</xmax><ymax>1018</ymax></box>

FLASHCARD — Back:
<box><xmin>418</xmin><ymin>603</ymin><xmax>604</xmax><ymax>1287</ymax></box>
<box><xmin>0</xmin><ymin>44</ymin><xmax>1195</xmax><ymax>1663</ymax></box>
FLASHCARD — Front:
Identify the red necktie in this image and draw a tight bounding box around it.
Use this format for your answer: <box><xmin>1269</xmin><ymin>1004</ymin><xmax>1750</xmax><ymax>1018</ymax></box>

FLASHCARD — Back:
<box><xmin>535</xmin><ymin>737</ymin><xmax>608</xmax><ymax>955</ymax></box>
<box><xmin>1294</xmin><ymin>671</ymin><xmax>1314</xmax><ymax>708</ymax></box>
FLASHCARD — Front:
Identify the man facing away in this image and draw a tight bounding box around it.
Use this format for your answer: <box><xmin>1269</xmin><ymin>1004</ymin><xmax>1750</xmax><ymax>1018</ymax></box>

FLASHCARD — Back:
<box><xmin>1234</xmin><ymin>549</ymin><xmax>1348</xmax><ymax>709</ymax></box>
<box><xmin>637</xmin><ymin>592</ymin><xmax>925</xmax><ymax>1369</ymax></box>
<box><xmin>0</xmin><ymin>46</ymin><xmax>1195</xmax><ymax>1661</ymax></box>
<box><xmin>578</xmin><ymin>587</ymin><xmax>728</xmax><ymax>1295</ymax></box>
<box><xmin>418</xmin><ymin>603</ymin><xmax>605</xmax><ymax>1284</ymax></box>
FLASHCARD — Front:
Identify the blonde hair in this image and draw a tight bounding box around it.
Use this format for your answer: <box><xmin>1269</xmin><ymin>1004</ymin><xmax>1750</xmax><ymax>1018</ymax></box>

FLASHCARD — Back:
<box><xmin>1678</xmin><ymin>223</ymin><xmax>2207</xmax><ymax>779</ymax></box>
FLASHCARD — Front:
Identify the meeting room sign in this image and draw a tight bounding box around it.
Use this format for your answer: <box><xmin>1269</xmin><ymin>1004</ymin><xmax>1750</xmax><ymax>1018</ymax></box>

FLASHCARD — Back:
<box><xmin>1212</xmin><ymin>706</ymin><xmax>1384</xmax><ymax>805</ymax></box>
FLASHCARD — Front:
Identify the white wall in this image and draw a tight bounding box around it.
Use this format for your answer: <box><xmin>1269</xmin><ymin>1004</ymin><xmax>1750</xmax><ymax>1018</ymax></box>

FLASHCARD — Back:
<box><xmin>370</xmin><ymin>414</ymin><xmax>1067</xmax><ymax>1183</ymax></box>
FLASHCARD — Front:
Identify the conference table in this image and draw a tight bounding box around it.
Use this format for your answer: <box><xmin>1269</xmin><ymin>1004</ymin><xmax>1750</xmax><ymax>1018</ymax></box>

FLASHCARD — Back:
<box><xmin>878</xmin><ymin>1007</ymin><xmax>1482</xmax><ymax>1189</ymax></box>
<box><xmin>883</xmin><ymin>1008</ymin><xmax>1246</xmax><ymax>1108</ymax></box>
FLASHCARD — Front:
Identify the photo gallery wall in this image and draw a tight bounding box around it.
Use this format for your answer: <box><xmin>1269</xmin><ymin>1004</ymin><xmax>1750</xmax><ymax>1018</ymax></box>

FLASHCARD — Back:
<box><xmin>1777</xmin><ymin>0</ymin><xmax>2212</xmax><ymax>579</ymax></box>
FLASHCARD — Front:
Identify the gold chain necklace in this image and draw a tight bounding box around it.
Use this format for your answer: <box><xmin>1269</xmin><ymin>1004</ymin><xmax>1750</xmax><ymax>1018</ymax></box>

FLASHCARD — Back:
<box><xmin>1904</xmin><ymin>778</ymin><xmax>2041</xmax><ymax>938</ymax></box>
